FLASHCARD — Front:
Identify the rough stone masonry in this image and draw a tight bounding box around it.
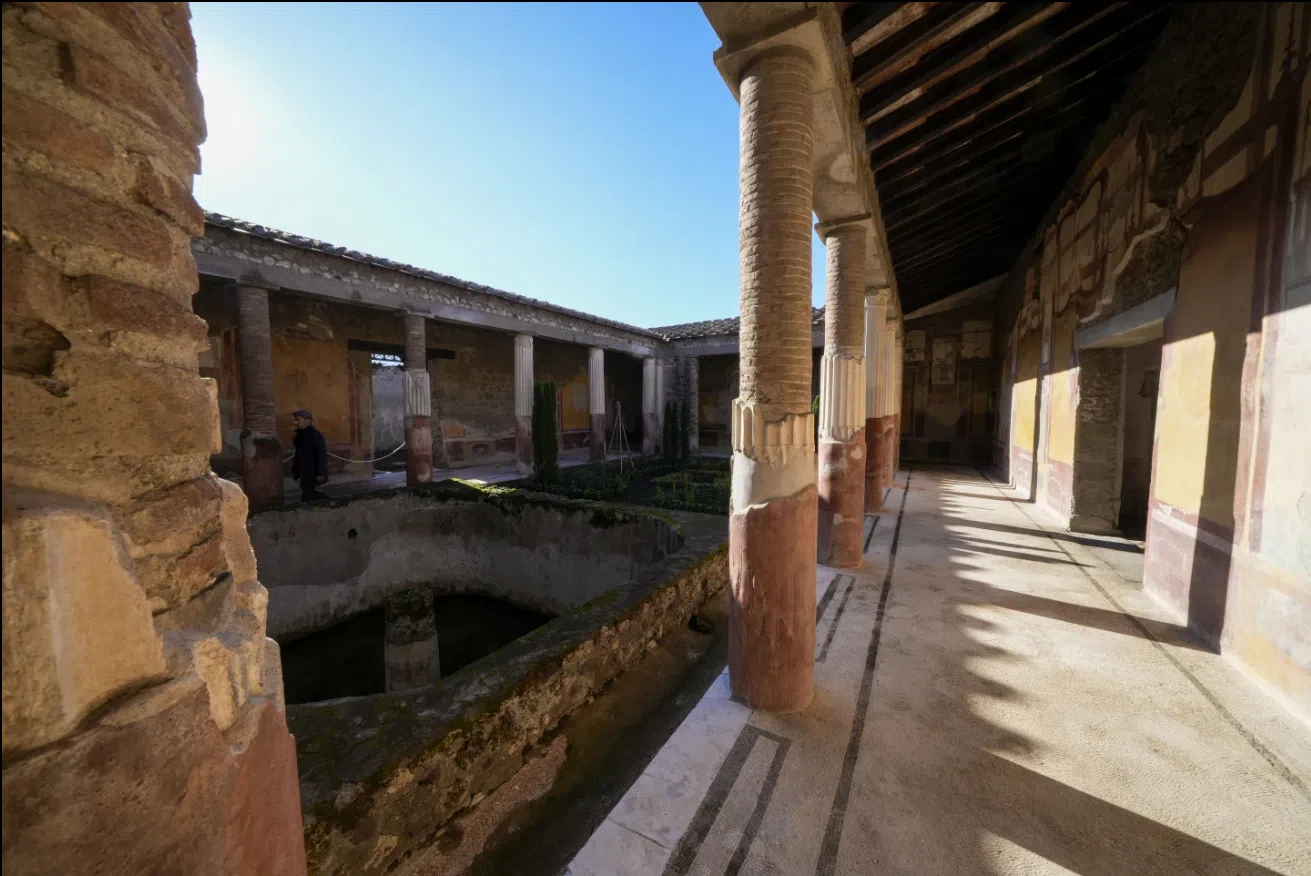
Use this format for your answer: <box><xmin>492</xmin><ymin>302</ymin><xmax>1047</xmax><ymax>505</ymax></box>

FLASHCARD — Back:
<box><xmin>1</xmin><ymin>3</ymin><xmax>305</xmax><ymax>873</ymax></box>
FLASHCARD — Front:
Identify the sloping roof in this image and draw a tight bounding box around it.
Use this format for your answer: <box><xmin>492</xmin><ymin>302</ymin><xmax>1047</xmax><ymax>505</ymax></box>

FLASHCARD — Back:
<box><xmin>203</xmin><ymin>212</ymin><xmax>665</xmax><ymax>341</ymax></box>
<box><xmin>653</xmin><ymin>307</ymin><xmax>826</xmax><ymax>341</ymax></box>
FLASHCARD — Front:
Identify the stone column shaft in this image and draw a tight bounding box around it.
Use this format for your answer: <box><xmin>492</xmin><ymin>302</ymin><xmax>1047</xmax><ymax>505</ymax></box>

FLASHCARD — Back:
<box><xmin>514</xmin><ymin>334</ymin><xmax>534</xmax><ymax>475</ymax></box>
<box><xmin>642</xmin><ymin>357</ymin><xmax>658</xmax><ymax>456</ymax></box>
<box><xmin>589</xmin><ymin>346</ymin><xmax>606</xmax><ymax>461</ymax></box>
<box><xmin>403</xmin><ymin>313</ymin><xmax>433</xmax><ymax>486</ymax></box>
<box><xmin>893</xmin><ymin>330</ymin><xmax>903</xmax><ymax>476</ymax></box>
<box><xmin>384</xmin><ymin>587</ymin><xmax>439</xmax><ymax>692</ymax></box>
<box><xmin>686</xmin><ymin>356</ymin><xmax>700</xmax><ymax>454</ymax></box>
<box><xmin>881</xmin><ymin>323</ymin><xmax>898</xmax><ymax>489</ymax></box>
<box><xmin>728</xmin><ymin>46</ymin><xmax>817</xmax><ymax>714</ymax></box>
<box><xmin>817</xmin><ymin>224</ymin><xmax>867</xmax><ymax>568</ymax></box>
<box><xmin>235</xmin><ymin>285</ymin><xmax>283</xmax><ymax>507</ymax></box>
<box><xmin>864</xmin><ymin>293</ymin><xmax>887</xmax><ymax>511</ymax></box>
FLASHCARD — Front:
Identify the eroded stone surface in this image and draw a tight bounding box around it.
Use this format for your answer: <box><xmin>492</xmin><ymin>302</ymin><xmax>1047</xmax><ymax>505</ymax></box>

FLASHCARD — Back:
<box><xmin>288</xmin><ymin>506</ymin><xmax>726</xmax><ymax>875</ymax></box>
<box><xmin>2</xmin><ymin>491</ymin><xmax>166</xmax><ymax>757</ymax></box>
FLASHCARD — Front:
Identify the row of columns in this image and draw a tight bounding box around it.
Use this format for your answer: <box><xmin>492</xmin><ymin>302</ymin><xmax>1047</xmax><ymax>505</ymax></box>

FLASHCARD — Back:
<box><xmin>726</xmin><ymin>46</ymin><xmax>904</xmax><ymax>715</ymax></box>
<box><xmin>231</xmin><ymin>285</ymin><xmax>666</xmax><ymax>501</ymax></box>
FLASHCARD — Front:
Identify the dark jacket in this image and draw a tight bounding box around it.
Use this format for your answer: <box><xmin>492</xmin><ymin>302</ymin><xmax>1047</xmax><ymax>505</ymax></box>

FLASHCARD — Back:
<box><xmin>292</xmin><ymin>424</ymin><xmax>328</xmax><ymax>483</ymax></box>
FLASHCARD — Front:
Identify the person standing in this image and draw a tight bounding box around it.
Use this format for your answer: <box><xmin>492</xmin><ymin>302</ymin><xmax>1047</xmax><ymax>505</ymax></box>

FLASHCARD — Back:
<box><xmin>291</xmin><ymin>409</ymin><xmax>329</xmax><ymax>501</ymax></box>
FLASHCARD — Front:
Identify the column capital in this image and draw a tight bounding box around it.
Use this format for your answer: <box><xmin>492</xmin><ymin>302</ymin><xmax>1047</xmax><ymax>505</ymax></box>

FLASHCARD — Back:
<box><xmin>710</xmin><ymin>9</ymin><xmax>825</xmax><ymax>99</ymax></box>
<box><xmin>866</xmin><ymin>286</ymin><xmax>891</xmax><ymax>306</ymax></box>
<box><xmin>816</xmin><ymin>214</ymin><xmax>872</xmax><ymax>240</ymax></box>
<box><xmin>514</xmin><ymin>333</ymin><xmax>533</xmax><ymax>350</ymax></box>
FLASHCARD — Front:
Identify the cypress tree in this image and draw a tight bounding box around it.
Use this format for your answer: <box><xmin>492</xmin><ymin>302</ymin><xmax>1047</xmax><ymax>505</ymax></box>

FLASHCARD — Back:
<box><xmin>533</xmin><ymin>382</ymin><xmax>559</xmax><ymax>483</ymax></box>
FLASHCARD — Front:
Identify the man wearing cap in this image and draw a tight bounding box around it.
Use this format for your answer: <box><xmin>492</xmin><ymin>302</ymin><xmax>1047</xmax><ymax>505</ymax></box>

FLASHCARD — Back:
<box><xmin>291</xmin><ymin>409</ymin><xmax>329</xmax><ymax>501</ymax></box>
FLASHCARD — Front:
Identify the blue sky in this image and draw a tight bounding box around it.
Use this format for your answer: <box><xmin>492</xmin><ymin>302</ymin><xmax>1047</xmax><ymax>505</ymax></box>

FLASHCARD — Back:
<box><xmin>191</xmin><ymin>1</ymin><xmax>826</xmax><ymax>330</ymax></box>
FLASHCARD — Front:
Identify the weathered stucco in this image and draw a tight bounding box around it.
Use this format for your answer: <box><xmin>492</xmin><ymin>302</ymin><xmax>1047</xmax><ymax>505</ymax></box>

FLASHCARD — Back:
<box><xmin>287</xmin><ymin>499</ymin><xmax>727</xmax><ymax>875</ymax></box>
<box><xmin>994</xmin><ymin>2</ymin><xmax>1311</xmax><ymax>717</ymax></box>
<box><xmin>248</xmin><ymin>483</ymin><xmax>683</xmax><ymax>639</ymax></box>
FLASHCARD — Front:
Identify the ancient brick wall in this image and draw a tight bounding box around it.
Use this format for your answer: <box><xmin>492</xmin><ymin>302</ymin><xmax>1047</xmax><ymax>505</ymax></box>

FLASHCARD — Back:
<box><xmin>2</xmin><ymin>3</ymin><xmax>305</xmax><ymax>873</ymax></box>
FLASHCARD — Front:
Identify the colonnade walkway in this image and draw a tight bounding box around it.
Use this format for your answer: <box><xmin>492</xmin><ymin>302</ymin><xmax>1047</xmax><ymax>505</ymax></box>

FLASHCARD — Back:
<box><xmin>568</xmin><ymin>467</ymin><xmax>1311</xmax><ymax>876</ymax></box>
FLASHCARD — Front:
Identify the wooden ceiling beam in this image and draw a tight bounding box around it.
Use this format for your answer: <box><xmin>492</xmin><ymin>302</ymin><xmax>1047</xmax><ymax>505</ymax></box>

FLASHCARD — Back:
<box><xmin>867</xmin><ymin>17</ymin><xmax>1161</xmax><ymax>165</ymax></box>
<box><xmin>851</xmin><ymin>2</ymin><xmax>986</xmax><ymax>93</ymax></box>
<box><xmin>861</xmin><ymin>2</ymin><xmax>1143</xmax><ymax>126</ymax></box>
<box><xmin>859</xmin><ymin>2</ymin><xmax>1059</xmax><ymax>119</ymax></box>
<box><xmin>841</xmin><ymin>2</ymin><xmax>905</xmax><ymax>46</ymax></box>
<box><xmin>876</xmin><ymin>96</ymin><xmax>1090</xmax><ymax>189</ymax></box>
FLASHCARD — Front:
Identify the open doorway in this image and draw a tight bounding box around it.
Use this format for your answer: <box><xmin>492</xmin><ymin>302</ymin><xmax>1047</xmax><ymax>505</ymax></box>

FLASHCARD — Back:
<box><xmin>1068</xmin><ymin>291</ymin><xmax>1172</xmax><ymax>536</ymax></box>
<box><xmin>1117</xmin><ymin>339</ymin><xmax>1161</xmax><ymax>539</ymax></box>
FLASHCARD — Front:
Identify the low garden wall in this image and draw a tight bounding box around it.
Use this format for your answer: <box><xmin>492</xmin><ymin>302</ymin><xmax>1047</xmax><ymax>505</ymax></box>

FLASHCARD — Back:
<box><xmin>248</xmin><ymin>482</ymin><xmax>684</xmax><ymax>640</ymax></box>
<box><xmin>267</xmin><ymin>485</ymin><xmax>726</xmax><ymax>874</ymax></box>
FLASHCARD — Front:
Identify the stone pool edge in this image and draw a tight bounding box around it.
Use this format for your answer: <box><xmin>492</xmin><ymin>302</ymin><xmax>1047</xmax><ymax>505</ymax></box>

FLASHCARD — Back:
<box><xmin>285</xmin><ymin>505</ymin><xmax>728</xmax><ymax>875</ymax></box>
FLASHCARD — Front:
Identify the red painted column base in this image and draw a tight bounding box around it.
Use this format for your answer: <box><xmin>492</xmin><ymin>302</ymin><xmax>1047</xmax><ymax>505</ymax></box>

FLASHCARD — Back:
<box><xmin>865</xmin><ymin>418</ymin><xmax>886</xmax><ymax>511</ymax></box>
<box><xmin>241</xmin><ymin>435</ymin><xmax>283</xmax><ymax>508</ymax></box>
<box><xmin>405</xmin><ymin>417</ymin><xmax>433</xmax><ymax>486</ymax></box>
<box><xmin>729</xmin><ymin>483</ymin><xmax>818</xmax><ymax>713</ymax></box>
<box><xmin>818</xmin><ymin>431</ymin><xmax>866</xmax><ymax>568</ymax></box>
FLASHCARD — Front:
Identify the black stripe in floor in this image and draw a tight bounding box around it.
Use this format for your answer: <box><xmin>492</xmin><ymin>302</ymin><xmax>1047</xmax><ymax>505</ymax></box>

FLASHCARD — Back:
<box><xmin>816</xmin><ymin>575</ymin><xmax>856</xmax><ymax>663</ymax></box>
<box><xmin>816</xmin><ymin>572</ymin><xmax>842</xmax><ymax>625</ymax></box>
<box><xmin>661</xmin><ymin>726</ymin><xmax>792</xmax><ymax>876</ymax></box>
<box><xmin>863</xmin><ymin>514</ymin><xmax>881</xmax><ymax>553</ymax></box>
<box><xmin>816</xmin><ymin>470</ymin><xmax>913</xmax><ymax>876</ymax></box>
<box><xmin>972</xmin><ymin>466</ymin><xmax>1311</xmax><ymax>805</ymax></box>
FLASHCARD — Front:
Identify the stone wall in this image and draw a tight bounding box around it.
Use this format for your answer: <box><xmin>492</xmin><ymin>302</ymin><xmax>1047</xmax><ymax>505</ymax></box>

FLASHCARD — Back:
<box><xmin>993</xmin><ymin>2</ymin><xmax>1311</xmax><ymax>716</ymax></box>
<box><xmin>287</xmin><ymin>499</ymin><xmax>727</xmax><ymax>875</ymax></box>
<box><xmin>247</xmin><ymin>484</ymin><xmax>684</xmax><ymax>640</ymax></box>
<box><xmin>430</xmin><ymin>320</ymin><xmax>516</xmax><ymax>466</ymax></box>
<box><xmin>2</xmin><ymin>3</ymin><xmax>305</xmax><ymax>873</ymax></box>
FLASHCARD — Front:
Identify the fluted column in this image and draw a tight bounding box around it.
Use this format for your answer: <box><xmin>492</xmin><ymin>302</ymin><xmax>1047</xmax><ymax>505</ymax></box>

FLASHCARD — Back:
<box><xmin>728</xmin><ymin>46</ymin><xmax>817</xmax><ymax>714</ymax></box>
<box><xmin>880</xmin><ymin>321</ymin><xmax>898</xmax><ymax>490</ymax></box>
<box><xmin>816</xmin><ymin>222</ymin><xmax>868</xmax><ymax>568</ymax></box>
<box><xmin>514</xmin><ymin>334</ymin><xmax>534</xmax><ymax>475</ymax></box>
<box><xmin>403</xmin><ymin>313</ymin><xmax>433</xmax><ymax>486</ymax></box>
<box><xmin>589</xmin><ymin>346</ymin><xmax>606</xmax><ymax>461</ymax></box>
<box><xmin>642</xmin><ymin>357</ymin><xmax>657</xmax><ymax>456</ymax></box>
<box><xmin>864</xmin><ymin>289</ymin><xmax>888</xmax><ymax>511</ymax></box>
<box><xmin>235</xmin><ymin>284</ymin><xmax>283</xmax><ymax>507</ymax></box>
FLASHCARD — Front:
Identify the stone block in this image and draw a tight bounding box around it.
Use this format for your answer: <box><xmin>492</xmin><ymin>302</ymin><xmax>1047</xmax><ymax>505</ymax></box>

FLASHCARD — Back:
<box><xmin>218</xmin><ymin>476</ymin><xmax>259</xmax><ymax>586</ymax></box>
<box><xmin>116</xmin><ymin>474</ymin><xmax>223</xmax><ymax>556</ymax></box>
<box><xmin>1</xmin><ymin>675</ymin><xmax>307</xmax><ymax>876</ymax></box>
<box><xmin>1</xmin><ymin>491</ymin><xmax>166</xmax><ymax>757</ymax></box>
<box><xmin>134</xmin><ymin>528</ymin><xmax>226</xmax><ymax>613</ymax></box>
<box><xmin>60</xmin><ymin>41</ymin><xmax>198</xmax><ymax>146</ymax></box>
<box><xmin>133</xmin><ymin>154</ymin><xmax>204</xmax><ymax>235</ymax></box>
<box><xmin>76</xmin><ymin>274</ymin><xmax>209</xmax><ymax>344</ymax></box>
<box><xmin>1</xmin><ymin>350</ymin><xmax>219</xmax><ymax>468</ymax></box>
<box><xmin>1</xmin><ymin>241</ymin><xmax>66</xmax><ymax>324</ymax></box>
<box><xmin>1</xmin><ymin>167</ymin><xmax>173</xmax><ymax>268</ymax></box>
<box><xmin>1</xmin><ymin>84</ymin><xmax>114</xmax><ymax>173</ymax></box>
